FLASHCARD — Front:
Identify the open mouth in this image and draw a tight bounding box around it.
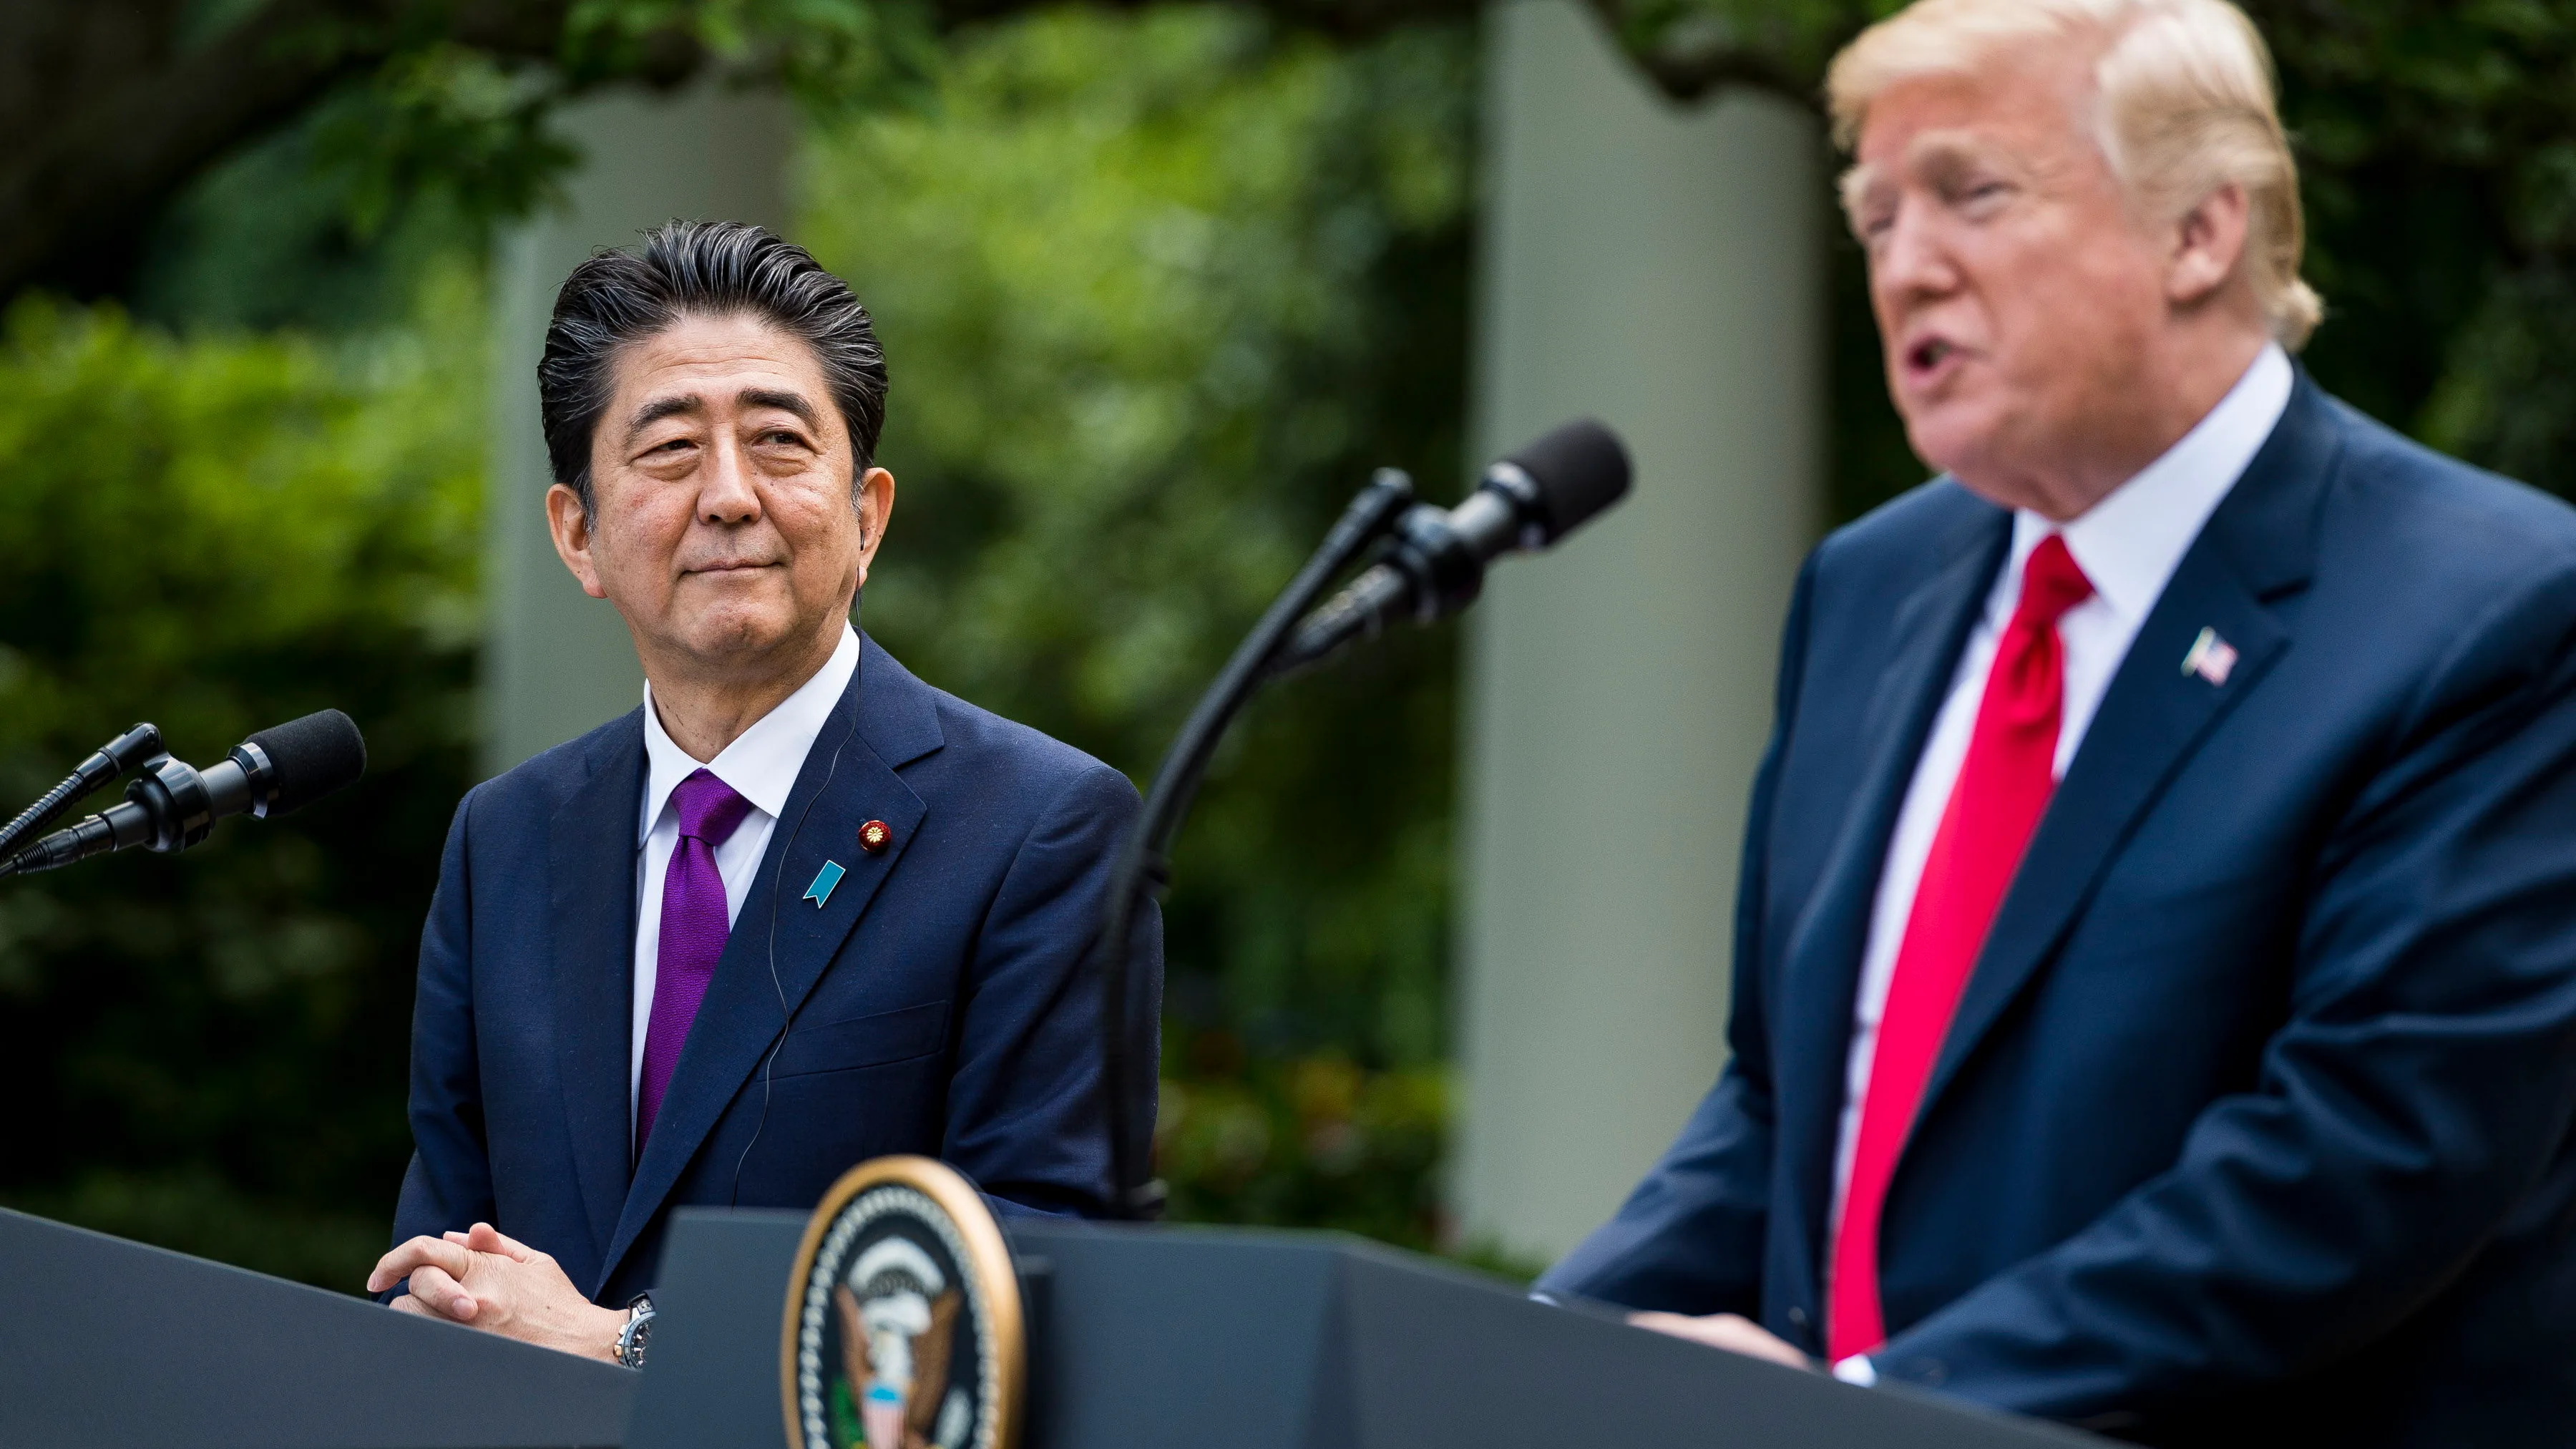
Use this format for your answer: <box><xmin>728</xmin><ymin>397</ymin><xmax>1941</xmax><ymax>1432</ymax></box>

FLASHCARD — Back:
<box><xmin>1907</xmin><ymin>336</ymin><xmax>1957</xmax><ymax>374</ymax></box>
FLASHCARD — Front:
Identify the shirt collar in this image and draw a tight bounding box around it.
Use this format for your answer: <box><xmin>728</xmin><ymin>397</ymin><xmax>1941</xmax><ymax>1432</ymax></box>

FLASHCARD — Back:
<box><xmin>639</xmin><ymin>621</ymin><xmax>862</xmax><ymax>844</ymax></box>
<box><xmin>2000</xmin><ymin>342</ymin><xmax>2294</xmax><ymax>625</ymax></box>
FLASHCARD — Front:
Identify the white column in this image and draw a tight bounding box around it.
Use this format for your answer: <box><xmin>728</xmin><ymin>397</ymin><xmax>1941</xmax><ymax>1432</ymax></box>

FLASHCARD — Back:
<box><xmin>484</xmin><ymin>84</ymin><xmax>791</xmax><ymax>776</ymax></box>
<box><xmin>1455</xmin><ymin>0</ymin><xmax>1825</xmax><ymax>1263</ymax></box>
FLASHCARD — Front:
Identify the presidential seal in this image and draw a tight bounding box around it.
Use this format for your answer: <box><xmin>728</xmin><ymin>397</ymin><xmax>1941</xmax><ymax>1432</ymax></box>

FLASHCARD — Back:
<box><xmin>782</xmin><ymin>1156</ymin><xmax>1024</xmax><ymax>1449</ymax></box>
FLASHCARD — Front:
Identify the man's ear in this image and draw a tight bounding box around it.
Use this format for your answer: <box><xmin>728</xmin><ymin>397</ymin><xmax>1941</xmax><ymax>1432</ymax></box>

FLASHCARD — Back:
<box><xmin>545</xmin><ymin>482</ymin><xmax>610</xmax><ymax>600</ymax></box>
<box><xmin>2167</xmin><ymin>180</ymin><xmax>2252</xmax><ymax>308</ymax></box>
<box><xmin>853</xmin><ymin>466</ymin><xmax>897</xmax><ymax>588</ymax></box>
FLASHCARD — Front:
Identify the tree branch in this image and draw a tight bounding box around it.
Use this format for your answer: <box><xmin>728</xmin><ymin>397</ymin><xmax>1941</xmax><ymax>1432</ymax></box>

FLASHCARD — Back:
<box><xmin>0</xmin><ymin>0</ymin><xmax>1825</xmax><ymax>305</ymax></box>
<box><xmin>0</xmin><ymin>0</ymin><xmax>657</xmax><ymax>299</ymax></box>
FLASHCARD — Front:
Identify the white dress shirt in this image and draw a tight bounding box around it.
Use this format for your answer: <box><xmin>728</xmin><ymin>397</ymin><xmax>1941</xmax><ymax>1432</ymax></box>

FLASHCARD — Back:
<box><xmin>630</xmin><ymin>622</ymin><xmax>862</xmax><ymax>1123</ymax></box>
<box><xmin>1825</xmin><ymin>344</ymin><xmax>2296</xmax><ymax>1240</ymax></box>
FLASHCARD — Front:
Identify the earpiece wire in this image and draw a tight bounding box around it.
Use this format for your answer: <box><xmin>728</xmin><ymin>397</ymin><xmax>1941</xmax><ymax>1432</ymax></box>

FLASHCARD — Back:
<box><xmin>728</xmin><ymin>595</ymin><xmax>865</xmax><ymax>1206</ymax></box>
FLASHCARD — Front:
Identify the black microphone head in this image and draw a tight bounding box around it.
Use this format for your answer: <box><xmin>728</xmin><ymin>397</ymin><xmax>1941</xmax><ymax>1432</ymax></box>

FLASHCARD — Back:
<box><xmin>1496</xmin><ymin>418</ymin><xmax>1631</xmax><ymax>545</ymax></box>
<box><xmin>245</xmin><ymin>710</ymin><xmax>367</xmax><ymax>816</ymax></box>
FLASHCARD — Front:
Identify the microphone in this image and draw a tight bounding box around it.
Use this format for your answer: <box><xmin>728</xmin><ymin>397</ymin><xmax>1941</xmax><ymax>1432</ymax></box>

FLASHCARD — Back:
<box><xmin>1282</xmin><ymin>419</ymin><xmax>1631</xmax><ymax>669</ymax></box>
<box><xmin>5</xmin><ymin>711</ymin><xmax>367</xmax><ymax>875</ymax></box>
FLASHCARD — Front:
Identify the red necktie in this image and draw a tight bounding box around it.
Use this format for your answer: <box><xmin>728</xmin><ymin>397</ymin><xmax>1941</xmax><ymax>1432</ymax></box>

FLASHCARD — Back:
<box><xmin>1827</xmin><ymin>534</ymin><xmax>2094</xmax><ymax>1362</ymax></box>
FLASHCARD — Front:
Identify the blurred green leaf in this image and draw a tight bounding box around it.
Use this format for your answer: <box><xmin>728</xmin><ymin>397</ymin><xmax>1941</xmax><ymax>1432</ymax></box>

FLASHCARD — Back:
<box><xmin>0</xmin><ymin>268</ymin><xmax>483</xmax><ymax>1273</ymax></box>
<box><xmin>800</xmin><ymin>6</ymin><xmax>1472</xmax><ymax>1067</ymax></box>
<box><xmin>1158</xmin><ymin>1038</ymin><xmax>1455</xmax><ymax>1249</ymax></box>
<box><xmin>34</xmin><ymin>0</ymin><xmax>2576</xmax><ymax>1284</ymax></box>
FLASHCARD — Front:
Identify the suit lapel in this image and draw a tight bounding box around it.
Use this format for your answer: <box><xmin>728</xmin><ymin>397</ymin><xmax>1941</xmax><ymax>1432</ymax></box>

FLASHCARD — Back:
<box><xmin>1912</xmin><ymin>377</ymin><xmax>2338</xmax><ymax>1132</ymax></box>
<box><xmin>547</xmin><ymin>713</ymin><xmax>646</xmax><ymax>1274</ymax></box>
<box><xmin>1774</xmin><ymin>501</ymin><xmax>2011</xmax><ymax>1298</ymax></box>
<box><xmin>597</xmin><ymin>637</ymin><xmax>944</xmax><ymax>1289</ymax></box>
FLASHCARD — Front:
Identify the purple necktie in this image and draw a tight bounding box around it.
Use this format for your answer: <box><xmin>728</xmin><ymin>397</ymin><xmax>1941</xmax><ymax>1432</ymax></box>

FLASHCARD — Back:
<box><xmin>637</xmin><ymin>769</ymin><xmax>755</xmax><ymax>1150</ymax></box>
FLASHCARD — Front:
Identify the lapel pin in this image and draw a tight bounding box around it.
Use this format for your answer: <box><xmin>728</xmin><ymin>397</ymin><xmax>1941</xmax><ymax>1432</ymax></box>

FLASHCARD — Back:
<box><xmin>803</xmin><ymin>860</ymin><xmax>847</xmax><ymax>909</ymax></box>
<box><xmin>858</xmin><ymin>819</ymin><xmax>892</xmax><ymax>854</ymax></box>
<box><xmin>2181</xmin><ymin>626</ymin><xmax>2240</xmax><ymax>686</ymax></box>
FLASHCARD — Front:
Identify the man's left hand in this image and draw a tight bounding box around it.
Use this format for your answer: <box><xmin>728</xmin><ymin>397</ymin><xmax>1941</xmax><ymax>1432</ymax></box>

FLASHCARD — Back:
<box><xmin>1629</xmin><ymin>1310</ymin><xmax>1816</xmax><ymax>1372</ymax></box>
<box><xmin>368</xmin><ymin>1222</ymin><xmax>626</xmax><ymax>1362</ymax></box>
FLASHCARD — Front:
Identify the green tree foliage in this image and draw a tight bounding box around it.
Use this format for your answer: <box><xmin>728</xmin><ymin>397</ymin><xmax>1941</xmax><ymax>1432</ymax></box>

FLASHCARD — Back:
<box><xmin>1</xmin><ymin>6</ymin><xmax>1476</xmax><ymax>1278</ymax></box>
<box><xmin>19</xmin><ymin>0</ymin><xmax>2576</xmax><ymax>1285</ymax></box>
<box><xmin>0</xmin><ymin>275</ymin><xmax>484</xmax><ymax>1284</ymax></box>
<box><xmin>2259</xmin><ymin>1</ymin><xmax>2576</xmax><ymax>496</ymax></box>
<box><xmin>798</xmin><ymin>8</ymin><xmax>1474</xmax><ymax>1245</ymax></box>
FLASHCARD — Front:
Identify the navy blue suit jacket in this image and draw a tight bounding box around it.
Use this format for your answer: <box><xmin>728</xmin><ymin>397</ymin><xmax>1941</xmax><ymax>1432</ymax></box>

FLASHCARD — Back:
<box><xmin>1541</xmin><ymin>379</ymin><xmax>2576</xmax><ymax>1444</ymax></box>
<box><xmin>394</xmin><ymin>635</ymin><xmax>1156</xmax><ymax>1304</ymax></box>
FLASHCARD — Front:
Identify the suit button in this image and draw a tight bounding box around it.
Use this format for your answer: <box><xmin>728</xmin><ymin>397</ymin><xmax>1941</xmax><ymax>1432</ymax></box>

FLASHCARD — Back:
<box><xmin>1788</xmin><ymin>1307</ymin><xmax>1810</xmax><ymax>1329</ymax></box>
<box><xmin>859</xmin><ymin>819</ymin><xmax>892</xmax><ymax>854</ymax></box>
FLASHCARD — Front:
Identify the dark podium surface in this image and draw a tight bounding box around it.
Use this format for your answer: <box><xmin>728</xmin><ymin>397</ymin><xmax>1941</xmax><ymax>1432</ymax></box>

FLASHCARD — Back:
<box><xmin>0</xmin><ymin>1207</ymin><xmax>635</xmax><ymax>1449</ymax></box>
<box><xmin>0</xmin><ymin>1203</ymin><xmax>2102</xmax><ymax>1449</ymax></box>
<box><xmin>634</xmin><ymin>1208</ymin><xmax>2103</xmax><ymax>1449</ymax></box>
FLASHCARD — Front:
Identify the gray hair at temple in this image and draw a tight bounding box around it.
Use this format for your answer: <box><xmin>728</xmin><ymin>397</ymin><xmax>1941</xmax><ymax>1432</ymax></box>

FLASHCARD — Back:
<box><xmin>537</xmin><ymin>220</ymin><xmax>891</xmax><ymax>514</ymax></box>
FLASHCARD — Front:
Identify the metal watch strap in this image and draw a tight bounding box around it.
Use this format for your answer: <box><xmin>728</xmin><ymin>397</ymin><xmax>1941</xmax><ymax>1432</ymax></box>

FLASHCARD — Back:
<box><xmin>615</xmin><ymin>1293</ymin><xmax>655</xmax><ymax>1369</ymax></box>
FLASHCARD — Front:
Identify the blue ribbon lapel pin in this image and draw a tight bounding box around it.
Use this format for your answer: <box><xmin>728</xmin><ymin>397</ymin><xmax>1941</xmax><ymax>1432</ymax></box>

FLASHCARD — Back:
<box><xmin>804</xmin><ymin>860</ymin><xmax>848</xmax><ymax>909</ymax></box>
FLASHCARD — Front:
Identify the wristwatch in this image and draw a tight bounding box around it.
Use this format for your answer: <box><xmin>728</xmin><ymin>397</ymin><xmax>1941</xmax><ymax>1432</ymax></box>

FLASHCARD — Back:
<box><xmin>615</xmin><ymin>1293</ymin><xmax>656</xmax><ymax>1370</ymax></box>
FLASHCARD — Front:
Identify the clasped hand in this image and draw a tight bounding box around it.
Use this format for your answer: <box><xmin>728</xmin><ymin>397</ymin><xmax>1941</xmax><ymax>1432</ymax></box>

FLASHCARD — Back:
<box><xmin>368</xmin><ymin>1222</ymin><xmax>628</xmax><ymax>1362</ymax></box>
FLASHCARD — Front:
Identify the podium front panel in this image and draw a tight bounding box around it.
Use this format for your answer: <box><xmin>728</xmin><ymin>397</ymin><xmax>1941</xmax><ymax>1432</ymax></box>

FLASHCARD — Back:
<box><xmin>0</xmin><ymin>1208</ymin><xmax>635</xmax><ymax>1449</ymax></box>
<box><xmin>630</xmin><ymin>1209</ymin><xmax>2104</xmax><ymax>1449</ymax></box>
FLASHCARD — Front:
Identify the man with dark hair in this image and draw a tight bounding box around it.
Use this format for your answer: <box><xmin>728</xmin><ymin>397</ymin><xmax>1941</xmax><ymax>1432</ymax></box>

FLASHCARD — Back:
<box><xmin>368</xmin><ymin>221</ymin><xmax>1158</xmax><ymax>1362</ymax></box>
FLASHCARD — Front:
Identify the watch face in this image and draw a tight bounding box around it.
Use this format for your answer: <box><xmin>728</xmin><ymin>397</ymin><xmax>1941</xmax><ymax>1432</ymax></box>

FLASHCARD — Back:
<box><xmin>783</xmin><ymin>1157</ymin><xmax>1023</xmax><ymax>1449</ymax></box>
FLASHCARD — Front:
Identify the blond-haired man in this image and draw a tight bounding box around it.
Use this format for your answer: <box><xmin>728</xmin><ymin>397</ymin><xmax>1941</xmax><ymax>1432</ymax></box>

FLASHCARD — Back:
<box><xmin>1540</xmin><ymin>1</ymin><xmax>2576</xmax><ymax>1441</ymax></box>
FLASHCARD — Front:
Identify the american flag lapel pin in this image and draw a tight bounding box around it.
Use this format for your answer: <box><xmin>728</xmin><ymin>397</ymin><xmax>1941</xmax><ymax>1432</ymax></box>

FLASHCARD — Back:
<box><xmin>2181</xmin><ymin>626</ymin><xmax>2239</xmax><ymax>686</ymax></box>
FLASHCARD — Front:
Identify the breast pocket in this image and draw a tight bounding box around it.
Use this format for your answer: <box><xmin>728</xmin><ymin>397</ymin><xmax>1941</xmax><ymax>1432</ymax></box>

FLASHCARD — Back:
<box><xmin>770</xmin><ymin>1001</ymin><xmax>950</xmax><ymax>1078</ymax></box>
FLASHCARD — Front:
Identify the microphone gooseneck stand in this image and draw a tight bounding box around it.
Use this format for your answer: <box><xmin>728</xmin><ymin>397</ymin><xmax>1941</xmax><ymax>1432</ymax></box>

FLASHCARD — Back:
<box><xmin>1093</xmin><ymin>468</ymin><xmax>1419</xmax><ymax>1219</ymax></box>
<box><xmin>0</xmin><ymin>723</ymin><xmax>167</xmax><ymax>873</ymax></box>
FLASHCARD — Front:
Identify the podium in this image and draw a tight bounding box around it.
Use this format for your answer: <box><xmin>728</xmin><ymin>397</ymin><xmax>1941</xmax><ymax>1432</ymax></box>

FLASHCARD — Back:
<box><xmin>635</xmin><ymin>1209</ymin><xmax>2102</xmax><ymax>1449</ymax></box>
<box><xmin>0</xmin><ymin>1204</ymin><xmax>2099</xmax><ymax>1448</ymax></box>
<box><xmin>0</xmin><ymin>1207</ymin><xmax>634</xmax><ymax>1448</ymax></box>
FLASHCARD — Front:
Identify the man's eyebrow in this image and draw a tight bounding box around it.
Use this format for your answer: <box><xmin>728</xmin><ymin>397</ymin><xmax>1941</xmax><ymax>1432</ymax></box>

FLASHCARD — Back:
<box><xmin>739</xmin><ymin>389</ymin><xmax>820</xmax><ymax>429</ymax></box>
<box><xmin>1907</xmin><ymin>129</ymin><xmax>2010</xmax><ymax>180</ymax></box>
<box><xmin>1839</xmin><ymin>162</ymin><xmax>1883</xmax><ymax>221</ymax></box>
<box><xmin>623</xmin><ymin>395</ymin><xmax>703</xmax><ymax>447</ymax></box>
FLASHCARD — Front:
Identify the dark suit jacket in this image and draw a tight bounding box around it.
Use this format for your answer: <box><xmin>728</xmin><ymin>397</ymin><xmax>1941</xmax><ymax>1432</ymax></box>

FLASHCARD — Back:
<box><xmin>1540</xmin><ymin>378</ymin><xmax>2576</xmax><ymax>1445</ymax></box>
<box><xmin>393</xmin><ymin>634</ymin><xmax>1157</xmax><ymax>1304</ymax></box>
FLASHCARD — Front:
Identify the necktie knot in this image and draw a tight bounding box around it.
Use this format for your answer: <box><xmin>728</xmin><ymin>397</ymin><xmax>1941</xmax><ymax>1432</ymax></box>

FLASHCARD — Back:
<box><xmin>2015</xmin><ymin>533</ymin><xmax>2094</xmax><ymax>630</ymax></box>
<box><xmin>670</xmin><ymin>769</ymin><xmax>753</xmax><ymax>847</ymax></box>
